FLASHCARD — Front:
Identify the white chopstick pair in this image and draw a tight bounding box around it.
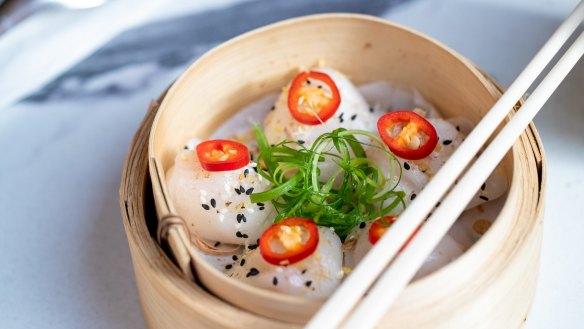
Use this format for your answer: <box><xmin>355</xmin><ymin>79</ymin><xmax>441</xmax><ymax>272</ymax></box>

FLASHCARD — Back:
<box><xmin>307</xmin><ymin>2</ymin><xmax>584</xmax><ymax>329</ymax></box>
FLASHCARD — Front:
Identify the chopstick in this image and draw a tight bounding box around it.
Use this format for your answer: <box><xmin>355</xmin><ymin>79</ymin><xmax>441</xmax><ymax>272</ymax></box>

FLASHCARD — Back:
<box><xmin>343</xmin><ymin>29</ymin><xmax>584</xmax><ymax>329</ymax></box>
<box><xmin>306</xmin><ymin>2</ymin><xmax>584</xmax><ymax>329</ymax></box>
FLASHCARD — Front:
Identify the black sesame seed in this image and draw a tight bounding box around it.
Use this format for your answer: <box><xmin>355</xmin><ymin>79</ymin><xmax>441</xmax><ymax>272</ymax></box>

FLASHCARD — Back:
<box><xmin>404</xmin><ymin>162</ymin><xmax>411</xmax><ymax>170</ymax></box>
<box><xmin>250</xmin><ymin>153</ymin><xmax>254</xmax><ymax>160</ymax></box>
<box><xmin>244</xmin><ymin>169</ymin><xmax>249</xmax><ymax>177</ymax></box>
<box><xmin>270</xmin><ymin>105</ymin><xmax>275</xmax><ymax>111</ymax></box>
<box><xmin>236</xmin><ymin>214</ymin><xmax>243</xmax><ymax>223</ymax></box>
<box><xmin>436</xmin><ymin>202</ymin><xmax>441</xmax><ymax>207</ymax></box>
<box><xmin>246</xmin><ymin>187</ymin><xmax>254</xmax><ymax>195</ymax></box>
<box><xmin>232</xmin><ymin>255</ymin><xmax>238</xmax><ymax>261</ymax></box>
<box><xmin>273</xmin><ymin>277</ymin><xmax>278</xmax><ymax>286</ymax></box>
<box><xmin>340</xmin><ymin>118</ymin><xmax>344</xmax><ymax>123</ymax></box>
<box><xmin>253</xmin><ymin>166</ymin><xmax>258</xmax><ymax>173</ymax></box>
<box><xmin>305</xmin><ymin>281</ymin><xmax>313</xmax><ymax>287</ymax></box>
<box><xmin>236</xmin><ymin>231</ymin><xmax>243</xmax><ymax>238</ymax></box>
<box><xmin>235</xmin><ymin>188</ymin><xmax>242</xmax><ymax>195</ymax></box>
<box><xmin>201</xmin><ymin>204</ymin><xmax>210</xmax><ymax>210</ymax></box>
<box><xmin>239</xmin><ymin>186</ymin><xmax>245</xmax><ymax>193</ymax></box>
<box><xmin>369</xmin><ymin>107</ymin><xmax>374</xmax><ymax>113</ymax></box>
<box><xmin>259</xmin><ymin>207</ymin><xmax>265</xmax><ymax>211</ymax></box>
<box><xmin>351</xmin><ymin>114</ymin><xmax>357</xmax><ymax>121</ymax></box>
<box><xmin>257</xmin><ymin>202</ymin><xmax>264</xmax><ymax>206</ymax></box>
<box><xmin>301</xmin><ymin>269</ymin><xmax>307</xmax><ymax>275</ymax></box>
<box><xmin>359</xmin><ymin>222</ymin><xmax>366</xmax><ymax>229</ymax></box>
<box><xmin>481</xmin><ymin>182</ymin><xmax>486</xmax><ymax>191</ymax></box>
<box><xmin>411</xmin><ymin>193</ymin><xmax>417</xmax><ymax>201</ymax></box>
<box><xmin>210</xmin><ymin>199</ymin><xmax>216</xmax><ymax>208</ymax></box>
<box><xmin>214</xmin><ymin>241</ymin><xmax>221</xmax><ymax>247</ymax></box>
<box><xmin>479</xmin><ymin>195</ymin><xmax>489</xmax><ymax>201</ymax></box>
<box><xmin>246</xmin><ymin>268</ymin><xmax>260</xmax><ymax>277</ymax></box>
<box><xmin>242</xmin><ymin>233</ymin><xmax>249</xmax><ymax>238</ymax></box>
<box><xmin>248</xmin><ymin>244</ymin><xmax>257</xmax><ymax>251</ymax></box>
<box><xmin>225</xmin><ymin>264</ymin><xmax>232</xmax><ymax>270</ymax></box>
<box><xmin>306</xmin><ymin>79</ymin><xmax>311</xmax><ymax>85</ymax></box>
<box><xmin>298</xmin><ymin>140</ymin><xmax>305</xmax><ymax>145</ymax></box>
<box><xmin>317</xmin><ymin>85</ymin><xmax>322</xmax><ymax>89</ymax></box>
<box><xmin>183</xmin><ymin>145</ymin><xmax>188</xmax><ymax>150</ymax></box>
<box><xmin>456</xmin><ymin>125</ymin><xmax>461</xmax><ymax>132</ymax></box>
<box><xmin>240</xmin><ymin>259</ymin><xmax>246</xmax><ymax>266</ymax></box>
<box><xmin>443</xmin><ymin>140</ymin><xmax>453</xmax><ymax>145</ymax></box>
<box><xmin>241</xmin><ymin>214</ymin><xmax>247</xmax><ymax>223</ymax></box>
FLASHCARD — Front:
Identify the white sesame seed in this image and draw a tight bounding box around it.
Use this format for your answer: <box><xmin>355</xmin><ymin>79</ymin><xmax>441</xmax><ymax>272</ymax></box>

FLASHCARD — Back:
<box><xmin>200</xmin><ymin>197</ymin><xmax>207</xmax><ymax>204</ymax></box>
<box><xmin>246</xmin><ymin>208</ymin><xmax>255</xmax><ymax>214</ymax></box>
<box><xmin>219</xmin><ymin>214</ymin><xmax>225</xmax><ymax>222</ymax></box>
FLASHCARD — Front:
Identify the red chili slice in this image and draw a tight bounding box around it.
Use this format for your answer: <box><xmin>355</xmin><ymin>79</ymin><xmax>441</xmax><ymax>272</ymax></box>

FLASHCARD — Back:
<box><xmin>196</xmin><ymin>139</ymin><xmax>250</xmax><ymax>172</ymax></box>
<box><xmin>377</xmin><ymin>111</ymin><xmax>438</xmax><ymax>160</ymax></box>
<box><xmin>287</xmin><ymin>71</ymin><xmax>341</xmax><ymax>125</ymax></box>
<box><xmin>368</xmin><ymin>216</ymin><xmax>420</xmax><ymax>251</ymax></box>
<box><xmin>259</xmin><ymin>217</ymin><xmax>319</xmax><ymax>266</ymax></box>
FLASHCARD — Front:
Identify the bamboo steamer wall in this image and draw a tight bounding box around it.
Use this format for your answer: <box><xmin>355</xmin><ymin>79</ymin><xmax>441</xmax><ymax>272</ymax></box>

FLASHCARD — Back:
<box><xmin>120</xmin><ymin>14</ymin><xmax>546</xmax><ymax>329</ymax></box>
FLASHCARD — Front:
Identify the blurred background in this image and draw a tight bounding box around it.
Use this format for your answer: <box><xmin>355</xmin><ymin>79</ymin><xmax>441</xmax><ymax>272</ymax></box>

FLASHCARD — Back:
<box><xmin>0</xmin><ymin>0</ymin><xmax>582</xmax><ymax>328</ymax></box>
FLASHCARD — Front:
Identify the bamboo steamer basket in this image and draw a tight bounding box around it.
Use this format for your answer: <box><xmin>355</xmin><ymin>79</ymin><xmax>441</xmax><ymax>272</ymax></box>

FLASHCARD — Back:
<box><xmin>120</xmin><ymin>14</ymin><xmax>546</xmax><ymax>329</ymax></box>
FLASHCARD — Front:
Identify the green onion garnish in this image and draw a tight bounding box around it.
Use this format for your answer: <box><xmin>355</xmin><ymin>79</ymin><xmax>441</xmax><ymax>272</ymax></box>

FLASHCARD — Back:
<box><xmin>251</xmin><ymin>125</ymin><xmax>406</xmax><ymax>239</ymax></box>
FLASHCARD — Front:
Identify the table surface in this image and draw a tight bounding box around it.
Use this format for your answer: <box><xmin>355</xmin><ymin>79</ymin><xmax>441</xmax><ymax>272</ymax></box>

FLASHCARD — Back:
<box><xmin>0</xmin><ymin>0</ymin><xmax>582</xmax><ymax>328</ymax></box>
